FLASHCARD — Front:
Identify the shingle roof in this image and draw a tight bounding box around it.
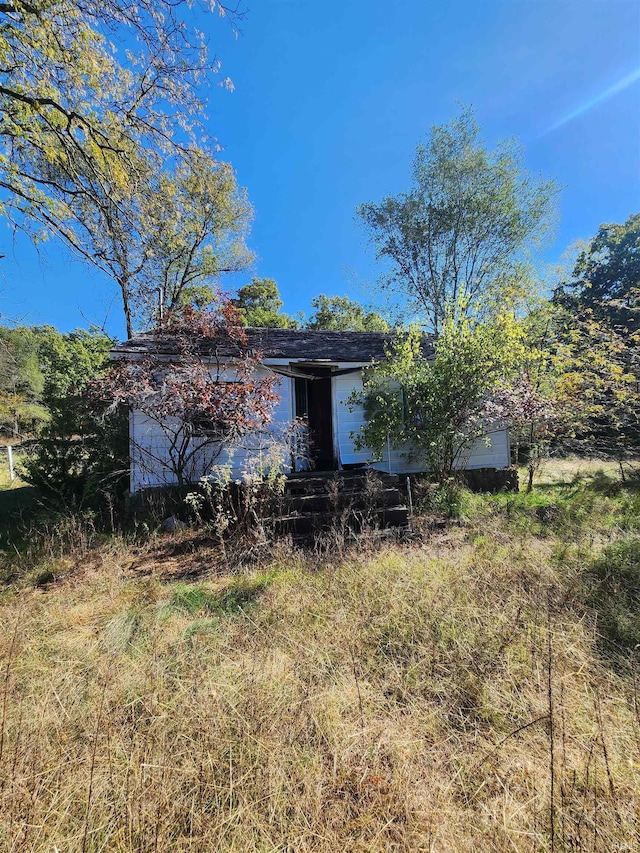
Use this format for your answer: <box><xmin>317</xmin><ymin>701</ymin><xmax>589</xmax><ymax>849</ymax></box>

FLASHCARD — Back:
<box><xmin>112</xmin><ymin>327</ymin><xmax>435</xmax><ymax>363</ymax></box>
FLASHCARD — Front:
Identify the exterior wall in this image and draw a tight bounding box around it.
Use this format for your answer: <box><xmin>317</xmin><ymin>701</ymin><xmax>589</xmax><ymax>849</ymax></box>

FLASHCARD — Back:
<box><xmin>129</xmin><ymin>366</ymin><xmax>293</xmax><ymax>491</ymax></box>
<box><xmin>333</xmin><ymin>372</ymin><xmax>511</xmax><ymax>474</ymax></box>
<box><xmin>129</xmin><ymin>363</ymin><xmax>511</xmax><ymax>491</ymax></box>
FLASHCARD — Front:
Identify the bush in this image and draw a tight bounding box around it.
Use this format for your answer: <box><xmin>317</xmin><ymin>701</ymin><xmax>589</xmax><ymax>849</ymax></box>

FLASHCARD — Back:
<box><xmin>22</xmin><ymin>399</ymin><xmax>129</xmax><ymax>510</ymax></box>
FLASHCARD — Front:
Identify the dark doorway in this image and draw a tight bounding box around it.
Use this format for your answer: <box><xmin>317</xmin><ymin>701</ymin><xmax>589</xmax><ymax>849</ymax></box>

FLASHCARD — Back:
<box><xmin>294</xmin><ymin>366</ymin><xmax>335</xmax><ymax>470</ymax></box>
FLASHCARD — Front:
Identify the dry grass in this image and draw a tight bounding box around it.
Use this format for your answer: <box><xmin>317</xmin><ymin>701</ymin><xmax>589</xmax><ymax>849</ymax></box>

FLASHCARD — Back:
<box><xmin>0</xmin><ymin>465</ymin><xmax>639</xmax><ymax>850</ymax></box>
<box><xmin>535</xmin><ymin>455</ymin><xmax>638</xmax><ymax>487</ymax></box>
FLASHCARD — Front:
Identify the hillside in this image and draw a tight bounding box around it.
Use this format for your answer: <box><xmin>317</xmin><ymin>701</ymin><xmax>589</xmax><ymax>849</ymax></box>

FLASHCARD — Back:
<box><xmin>0</xmin><ymin>461</ymin><xmax>639</xmax><ymax>851</ymax></box>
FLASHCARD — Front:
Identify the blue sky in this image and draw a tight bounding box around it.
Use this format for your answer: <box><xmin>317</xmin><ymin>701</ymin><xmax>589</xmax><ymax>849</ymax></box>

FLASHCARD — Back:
<box><xmin>2</xmin><ymin>0</ymin><xmax>639</xmax><ymax>337</ymax></box>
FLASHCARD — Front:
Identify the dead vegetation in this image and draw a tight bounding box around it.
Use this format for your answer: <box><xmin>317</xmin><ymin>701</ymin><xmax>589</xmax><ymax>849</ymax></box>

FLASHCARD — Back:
<box><xmin>0</xmin><ymin>461</ymin><xmax>639</xmax><ymax>851</ymax></box>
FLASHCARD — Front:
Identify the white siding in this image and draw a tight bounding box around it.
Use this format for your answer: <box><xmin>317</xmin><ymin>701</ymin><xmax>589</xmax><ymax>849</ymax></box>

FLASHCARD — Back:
<box><xmin>129</xmin><ymin>366</ymin><xmax>293</xmax><ymax>491</ymax></box>
<box><xmin>129</xmin><ymin>364</ymin><xmax>510</xmax><ymax>491</ymax></box>
<box><xmin>333</xmin><ymin>371</ymin><xmax>510</xmax><ymax>473</ymax></box>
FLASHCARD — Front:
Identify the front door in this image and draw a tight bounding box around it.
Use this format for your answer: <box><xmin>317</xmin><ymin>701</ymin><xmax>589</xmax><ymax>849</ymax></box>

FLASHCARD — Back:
<box><xmin>294</xmin><ymin>367</ymin><xmax>335</xmax><ymax>470</ymax></box>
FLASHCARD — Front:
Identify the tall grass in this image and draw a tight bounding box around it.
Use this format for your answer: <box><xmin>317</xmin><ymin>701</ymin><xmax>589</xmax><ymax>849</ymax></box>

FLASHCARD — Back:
<box><xmin>0</xmin><ymin>460</ymin><xmax>638</xmax><ymax>850</ymax></box>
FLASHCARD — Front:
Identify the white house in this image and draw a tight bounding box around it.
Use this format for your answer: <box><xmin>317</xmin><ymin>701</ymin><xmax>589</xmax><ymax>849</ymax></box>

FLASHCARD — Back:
<box><xmin>112</xmin><ymin>328</ymin><xmax>511</xmax><ymax>493</ymax></box>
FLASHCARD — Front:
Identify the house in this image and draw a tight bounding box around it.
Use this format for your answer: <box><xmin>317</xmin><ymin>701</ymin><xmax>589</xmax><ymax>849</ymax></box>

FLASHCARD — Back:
<box><xmin>112</xmin><ymin>327</ymin><xmax>511</xmax><ymax>493</ymax></box>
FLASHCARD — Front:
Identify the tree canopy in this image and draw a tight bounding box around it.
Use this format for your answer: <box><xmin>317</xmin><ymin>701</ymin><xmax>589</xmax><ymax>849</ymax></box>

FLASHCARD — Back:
<box><xmin>554</xmin><ymin>212</ymin><xmax>639</xmax><ymax>331</ymax></box>
<box><xmin>231</xmin><ymin>279</ymin><xmax>299</xmax><ymax>328</ymax></box>
<box><xmin>353</xmin><ymin>309</ymin><xmax>526</xmax><ymax>481</ymax></box>
<box><xmin>0</xmin><ymin>323</ymin><xmax>112</xmax><ymax>439</ymax></box>
<box><xmin>0</xmin><ymin>0</ymin><xmax>240</xmax><ymax>213</ymax></box>
<box><xmin>306</xmin><ymin>294</ymin><xmax>389</xmax><ymax>332</ymax></box>
<box><xmin>0</xmin><ymin>325</ymin><xmax>47</xmax><ymax>436</ymax></box>
<box><xmin>357</xmin><ymin>109</ymin><xmax>557</xmax><ymax>332</ymax></box>
<box><xmin>51</xmin><ymin>146</ymin><xmax>254</xmax><ymax>337</ymax></box>
<box><xmin>0</xmin><ymin>1</ymin><xmax>249</xmax><ymax>335</ymax></box>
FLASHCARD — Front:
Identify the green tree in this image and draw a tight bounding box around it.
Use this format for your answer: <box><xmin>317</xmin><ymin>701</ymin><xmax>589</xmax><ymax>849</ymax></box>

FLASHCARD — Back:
<box><xmin>306</xmin><ymin>294</ymin><xmax>389</xmax><ymax>332</ymax></box>
<box><xmin>353</xmin><ymin>309</ymin><xmax>525</xmax><ymax>481</ymax></box>
<box><xmin>554</xmin><ymin>212</ymin><xmax>639</xmax><ymax>330</ymax></box>
<box><xmin>35</xmin><ymin>325</ymin><xmax>113</xmax><ymax>406</ymax></box>
<box><xmin>551</xmin><ymin>306</ymin><xmax>640</xmax><ymax>460</ymax></box>
<box><xmin>0</xmin><ymin>325</ymin><xmax>48</xmax><ymax>437</ymax></box>
<box><xmin>551</xmin><ymin>214</ymin><xmax>640</xmax><ymax>457</ymax></box>
<box><xmin>232</xmin><ymin>278</ymin><xmax>298</xmax><ymax>328</ymax></box>
<box><xmin>499</xmin><ymin>296</ymin><xmax>640</xmax><ymax>487</ymax></box>
<box><xmin>357</xmin><ymin>109</ymin><xmax>557</xmax><ymax>332</ymax></box>
<box><xmin>48</xmin><ymin>147</ymin><xmax>253</xmax><ymax>337</ymax></box>
<box><xmin>22</xmin><ymin>325</ymin><xmax>124</xmax><ymax>505</ymax></box>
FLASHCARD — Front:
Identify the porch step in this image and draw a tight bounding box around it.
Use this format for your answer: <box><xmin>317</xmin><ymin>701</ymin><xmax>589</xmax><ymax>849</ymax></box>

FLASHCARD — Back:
<box><xmin>272</xmin><ymin>469</ymin><xmax>409</xmax><ymax>539</ymax></box>
<box><xmin>284</xmin><ymin>486</ymin><xmax>402</xmax><ymax>514</ymax></box>
<box><xmin>285</xmin><ymin>470</ymin><xmax>399</xmax><ymax>496</ymax></box>
<box><xmin>272</xmin><ymin>505</ymin><xmax>409</xmax><ymax>538</ymax></box>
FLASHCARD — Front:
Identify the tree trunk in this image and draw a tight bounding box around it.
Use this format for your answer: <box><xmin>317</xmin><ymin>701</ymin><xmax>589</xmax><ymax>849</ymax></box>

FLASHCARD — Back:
<box><xmin>119</xmin><ymin>275</ymin><xmax>134</xmax><ymax>340</ymax></box>
<box><xmin>527</xmin><ymin>462</ymin><xmax>535</xmax><ymax>493</ymax></box>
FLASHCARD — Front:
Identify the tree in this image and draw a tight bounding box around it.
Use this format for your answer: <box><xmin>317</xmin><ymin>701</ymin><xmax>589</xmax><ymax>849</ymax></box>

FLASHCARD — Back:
<box><xmin>554</xmin><ymin>213</ymin><xmax>640</xmax><ymax>330</ymax></box>
<box><xmin>232</xmin><ymin>278</ymin><xmax>299</xmax><ymax>328</ymax></box>
<box><xmin>0</xmin><ymin>325</ymin><xmax>47</xmax><ymax>437</ymax></box>
<box><xmin>0</xmin><ymin>1</ymin><xmax>245</xmax><ymax>333</ymax></box>
<box><xmin>36</xmin><ymin>325</ymin><xmax>113</xmax><ymax>405</ymax></box>
<box><xmin>551</xmin><ymin>214</ymin><xmax>640</xmax><ymax>457</ymax></box>
<box><xmin>90</xmin><ymin>302</ymin><xmax>280</xmax><ymax>488</ymax></box>
<box><xmin>493</xmin><ymin>296</ymin><xmax>640</xmax><ymax>489</ymax></box>
<box><xmin>0</xmin><ymin>323</ymin><xmax>114</xmax><ymax>439</ymax></box>
<box><xmin>353</xmin><ymin>309</ymin><xmax>525</xmax><ymax>481</ymax></box>
<box><xmin>552</xmin><ymin>307</ymin><xmax>640</xmax><ymax>460</ymax></box>
<box><xmin>48</xmin><ymin>146</ymin><xmax>253</xmax><ymax>337</ymax></box>
<box><xmin>357</xmin><ymin>109</ymin><xmax>557</xmax><ymax>332</ymax></box>
<box><xmin>10</xmin><ymin>325</ymin><xmax>121</xmax><ymax>505</ymax></box>
<box><xmin>488</xmin><ymin>373</ymin><xmax>559</xmax><ymax>492</ymax></box>
<box><xmin>306</xmin><ymin>294</ymin><xmax>389</xmax><ymax>332</ymax></box>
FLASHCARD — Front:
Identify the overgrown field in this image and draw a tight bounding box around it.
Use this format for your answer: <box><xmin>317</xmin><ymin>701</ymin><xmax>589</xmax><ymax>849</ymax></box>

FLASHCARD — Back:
<box><xmin>0</xmin><ymin>461</ymin><xmax>639</xmax><ymax>851</ymax></box>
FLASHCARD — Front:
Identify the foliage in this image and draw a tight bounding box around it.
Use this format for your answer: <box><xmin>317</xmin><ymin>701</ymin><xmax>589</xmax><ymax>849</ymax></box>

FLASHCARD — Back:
<box><xmin>489</xmin><ymin>372</ymin><xmax>558</xmax><ymax>491</ymax></box>
<box><xmin>27</xmin><ymin>140</ymin><xmax>253</xmax><ymax>337</ymax></box>
<box><xmin>90</xmin><ymin>302</ymin><xmax>281</xmax><ymax>488</ymax></box>
<box><xmin>18</xmin><ymin>325</ymin><xmax>125</xmax><ymax>505</ymax></box>
<box><xmin>36</xmin><ymin>325</ymin><xmax>113</xmax><ymax>406</ymax></box>
<box><xmin>0</xmin><ymin>322</ymin><xmax>113</xmax><ymax>438</ymax></box>
<box><xmin>353</xmin><ymin>310</ymin><xmax>525</xmax><ymax>480</ymax></box>
<box><xmin>551</xmin><ymin>305</ymin><xmax>640</xmax><ymax>456</ymax></box>
<box><xmin>22</xmin><ymin>396</ymin><xmax>129</xmax><ymax>506</ymax></box>
<box><xmin>512</xmin><ymin>297</ymin><xmax>640</xmax><ymax>471</ymax></box>
<box><xmin>232</xmin><ymin>278</ymin><xmax>299</xmax><ymax>328</ymax></box>
<box><xmin>306</xmin><ymin>293</ymin><xmax>390</xmax><ymax>331</ymax></box>
<box><xmin>554</xmin><ymin>212</ymin><xmax>640</xmax><ymax>330</ymax></box>
<box><xmin>487</xmin><ymin>280</ymin><xmax>640</xmax><ymax>491</ymax></box>
<box><xmin>0</xmin><ymin>1</ymin><xmax>246</xmax><ymax>335</ymax></box>
<box><xmin>0</xmin><ymin>325</ymin><xmax>47</xmax><ymax>436</ymax></box>
<box><xmin>357</xmin><ymin>108</ymin><xmax>557</xmax><ymax>332</ymax></box>
<box><xmin>548</xmin><ymin>214</ymin><xmax>640</xmax><ymax>456</ymax></box>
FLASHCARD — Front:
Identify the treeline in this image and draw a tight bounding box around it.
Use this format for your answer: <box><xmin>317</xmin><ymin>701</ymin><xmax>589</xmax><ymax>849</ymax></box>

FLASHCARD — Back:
<box><xmin>0</xmin><ymin>326</ymin><xmax>112</xmax><ymax>440</ymax></box>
